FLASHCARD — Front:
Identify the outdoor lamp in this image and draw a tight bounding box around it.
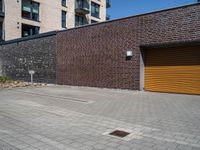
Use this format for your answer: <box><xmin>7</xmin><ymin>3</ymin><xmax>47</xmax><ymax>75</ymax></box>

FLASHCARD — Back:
<box><xmin>126</xmin><ymin>50</ymin><xmax>133</xmax><ymax>57</ymax></box>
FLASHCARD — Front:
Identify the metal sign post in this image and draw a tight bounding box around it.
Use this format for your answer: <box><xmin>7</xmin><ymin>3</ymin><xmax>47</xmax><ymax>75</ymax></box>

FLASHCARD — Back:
<box><xmin>28</xmin><ymin>70</ymin><xmax>35</xmax><ymax>84</ymax></box>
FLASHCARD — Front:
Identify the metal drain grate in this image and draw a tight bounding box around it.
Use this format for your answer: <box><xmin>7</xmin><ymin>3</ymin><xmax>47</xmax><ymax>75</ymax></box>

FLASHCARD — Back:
<box><xmin>109</xmin><ymin>130</ymin><xmax>130</xmax><ymax>138</ymax></box>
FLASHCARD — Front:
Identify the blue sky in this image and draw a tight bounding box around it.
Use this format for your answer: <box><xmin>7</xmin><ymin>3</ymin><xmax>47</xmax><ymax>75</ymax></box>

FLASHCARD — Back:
<box><xmin>107</xmin><ymin>0</ymin><xmax>197</xmax><ymax>19</ymax></box>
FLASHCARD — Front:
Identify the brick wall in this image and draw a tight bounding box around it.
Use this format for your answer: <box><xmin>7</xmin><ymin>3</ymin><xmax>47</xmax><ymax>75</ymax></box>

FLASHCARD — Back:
<box><xmin>56</xmin><ymin>4</ymin><xmax>200</xmax><ymax>90</ymax></box>
<box><xmin>0</xmin><ymin>4</ymin><xmax>199</xmax><ymax>89</ymax></box>
<box><xmin>0</xmin><ymin>34</ymin><xmax>57</xmax><ymax>83</ymax></box>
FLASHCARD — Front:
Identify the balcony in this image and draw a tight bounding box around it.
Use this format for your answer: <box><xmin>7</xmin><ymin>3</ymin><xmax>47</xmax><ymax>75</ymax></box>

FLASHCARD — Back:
<box><xmin>0</xmin><ymin>30</ymin><xmax>3</xmax><ymax>41</ymax></box>
<box><xmin>75</xmin><ymin>21</ymin><xmax>88</xmax><ymax>27</ymax></box>
<box><xmin>106</xmin><ymin>14</ymin><xmax>110</xmax><ymax>20</ymax></box>
<box><xmin>0</xmin><ymin>0</ymin><xmax>4</xmax><ymax>17</ymax></box>
<box><xmin>75</xmin><ymin>0</ymin><xmax>90</xmax><ymax>15</ymax></box>
<box><xmin>75</xmin><ymin>15</ymin><xmax>88</xmax><ymax>27</ymax></box>
<box><xmin>0</xmin><ymin>11</ymin><xmax>4</xmax><ymax>17</ymax></box>
<box><xmin>0</xmin><ymin>22</ymin><xmax>4</xmax><ymax>41</ymax></box>
<box><xmin>106</xmin><ymin>0</ymin><xmax>111</xmax><ymax>8</ymax></box>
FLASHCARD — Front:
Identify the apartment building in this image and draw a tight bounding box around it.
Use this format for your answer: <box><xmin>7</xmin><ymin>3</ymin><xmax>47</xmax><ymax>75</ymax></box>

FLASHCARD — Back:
<box><xmin>0</xmin><ymin>0</ymin><xmax>110</xmax><ymax>41</ymax></box>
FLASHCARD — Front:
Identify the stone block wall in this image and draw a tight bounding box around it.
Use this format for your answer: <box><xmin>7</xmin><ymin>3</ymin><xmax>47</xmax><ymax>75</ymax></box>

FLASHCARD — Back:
<box><xmin>0</xmin><ymin>34</ymin><xmax>57</xmax><ymax>83</ymax></box>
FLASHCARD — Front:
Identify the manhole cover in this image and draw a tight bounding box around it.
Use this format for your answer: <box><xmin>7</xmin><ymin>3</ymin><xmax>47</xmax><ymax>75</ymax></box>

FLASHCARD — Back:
<box><xmin>109</xmin><ymin>130</ymin><xmax>130</xmax><ymax>138</ymax></box>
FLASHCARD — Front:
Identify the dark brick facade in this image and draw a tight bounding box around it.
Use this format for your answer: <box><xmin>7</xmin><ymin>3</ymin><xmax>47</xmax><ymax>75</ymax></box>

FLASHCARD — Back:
<box><xmin>0</xmin><ymin>34</ymin><xmax>57</xmax><ymax>83</ymax></box>
<box><xmin>0</xmin><ymin>4</ymin><xmax>199</xmax><ymax>90</ymax></box>
<box><xmin>56</xmin><ymin>4</ymin><xmax>200</xmax><ymax>90</ymax></box>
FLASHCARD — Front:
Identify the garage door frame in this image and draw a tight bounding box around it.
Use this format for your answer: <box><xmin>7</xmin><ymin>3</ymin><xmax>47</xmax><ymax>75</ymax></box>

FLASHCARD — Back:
<box><xmin>140</xmin><ymin>49</ymin><xmax>145</xmax><ymax>91</ymax></box>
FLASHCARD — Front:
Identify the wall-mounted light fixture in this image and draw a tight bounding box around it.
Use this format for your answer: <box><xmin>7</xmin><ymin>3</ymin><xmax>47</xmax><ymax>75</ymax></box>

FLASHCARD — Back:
<box><xmin>126</xmin><ymin>50</ymin><xmax>133</xmax><ymax>61</ymax></box>
<box><xmin>126</xmin><ymin>50</ymin><xmax>133</xmax><ymax>57</ymax></box>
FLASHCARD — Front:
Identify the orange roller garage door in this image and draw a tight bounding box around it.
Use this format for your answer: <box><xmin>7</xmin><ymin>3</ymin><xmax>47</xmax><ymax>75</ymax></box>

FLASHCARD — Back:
<box><xmin>144</xmin><ymin>46</ymin><xmax>200</xmax><ymax>95</ymax></box>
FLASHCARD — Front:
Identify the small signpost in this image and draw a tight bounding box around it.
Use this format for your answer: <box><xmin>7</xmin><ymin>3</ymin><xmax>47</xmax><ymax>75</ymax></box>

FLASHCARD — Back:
<box><xmin>28</xmin><ymin>70</ymin><xmax>35</xmax><ymax>84</ymax></box>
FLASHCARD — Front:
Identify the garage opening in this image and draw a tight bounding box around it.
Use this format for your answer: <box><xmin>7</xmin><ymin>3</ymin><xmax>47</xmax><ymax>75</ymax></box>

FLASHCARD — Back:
<box><xmin>143</xmin><ymin>45</ymin><xmax>200</xmax><ymax>95</ymax></box>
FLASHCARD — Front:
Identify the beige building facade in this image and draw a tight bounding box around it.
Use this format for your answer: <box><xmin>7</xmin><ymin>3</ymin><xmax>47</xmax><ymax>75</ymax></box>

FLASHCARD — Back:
<box><xmin>0</xmin><ymin>0</ymin><xmax>110</xmax><ymax>41</ymax></box>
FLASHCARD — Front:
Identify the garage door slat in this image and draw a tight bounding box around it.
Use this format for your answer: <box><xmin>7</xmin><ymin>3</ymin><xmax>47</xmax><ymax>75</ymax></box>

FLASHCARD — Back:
<box><xmin>144</xmin><ymin>46</ymin><xmax>200</xmax><ymax>95</ymax></box>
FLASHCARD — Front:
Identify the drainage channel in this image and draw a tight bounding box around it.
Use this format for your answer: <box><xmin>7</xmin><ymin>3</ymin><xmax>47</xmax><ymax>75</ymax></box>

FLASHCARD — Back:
<box><xmin>8</xmin><ymin>89</ymin><xmax>94</xmax><ymax>104</ymax></box>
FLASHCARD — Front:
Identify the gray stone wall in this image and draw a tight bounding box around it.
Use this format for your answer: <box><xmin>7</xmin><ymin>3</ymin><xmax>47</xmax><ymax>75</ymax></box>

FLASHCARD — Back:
<box><xmin>0</xmin><ymin>35</ymin><xmax>57</xmax><ymax>83</ymax></box>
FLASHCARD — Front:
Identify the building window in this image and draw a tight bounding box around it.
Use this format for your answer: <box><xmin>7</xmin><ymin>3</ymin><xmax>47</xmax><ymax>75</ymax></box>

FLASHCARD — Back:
<box><xmin>22</xmin><ymin>0</ymin><xmax>39</xmax><ymax>21</ymax></box>
<box><xmin>62</xmin><ymin>0</ymin><xmax>66</xmax><ymax>6</ymax></box>
<box><xmin>0</xmin><ymin>0</ymin><xmax>3</xmax><ymax>12</ymax></box>
<box><xmin>75</xmin><ymin>15</ymin><xmax>87</xmax><ymax>26</ymax></box>
<box><xmin>22</xmin><ymin>24</ymin><xmax>39</xmax><ymax>37</ymax></box>
<box><xmin>91</xmin><ymin>20</ymin><xmax>98</xmax><ymax>24</ymax></box>
<box><xmin>76</xmin><ymin>0</ymin><xmax>88</xmax><ymax>9</ymax></box>
<box><xmin>62</xmin><ymin>11</ymin><xmax>66</xmax><ymax>28</ymax></box>
<box><xmin>91</xmin><ymin>2</ymin><xmax>100</xmax><ymax>18</ymax></box>
<box><xmin>0</xmin><ymin>22</ymin><xmax>3</xmax><ymax>41</ymax></box>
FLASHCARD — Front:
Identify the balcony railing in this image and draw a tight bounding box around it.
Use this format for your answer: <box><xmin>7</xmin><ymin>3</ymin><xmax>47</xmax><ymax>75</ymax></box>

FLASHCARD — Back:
<box><xmin>75</xmin><ymin>21</ymin><xmax>88</xmax><ymax>27</ymax></box>
<box><xmin>75</xmin><ymin>0</ymin><xmax>90</xmax><ymax>15</ymax></box>
<box><xmin>75</xmin><ymin>17</ymin><xmax>88</xmax><ymax>27</ymax></box>
<box><xmin>0</xmin><ymin>0</ymin><xmax>2</xmax><ymax>11</ymax></box>
<box><xmin>106</xmin><ymin>0</ymin><xmax>111</xmax><ymax>8</ymax></box>
<box><xmin>0</xmin><ymin>22</ymin><xmax>4</xmax><ymax>41</ymax></box>
<box><xmin>106</xmin><ymin>14</ymin><xmax>110</xmax><ymax>20</ymax></box>
<box><xmin>0</xmin><ymin>0</ymin><xmax>4</xmax><ymax>17</ymax></box>
<box><xmin>0</xmin><ymin>30</ymin><xmax>3</xmax><ymax>41</ymax></box>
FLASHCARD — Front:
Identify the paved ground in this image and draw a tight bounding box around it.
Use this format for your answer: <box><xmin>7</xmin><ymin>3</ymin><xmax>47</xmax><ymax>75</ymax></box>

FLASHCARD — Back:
<box><xmin>0</xmin><ymin>85</ymin><xmax>200</xmax><ymax>150</ymax></box>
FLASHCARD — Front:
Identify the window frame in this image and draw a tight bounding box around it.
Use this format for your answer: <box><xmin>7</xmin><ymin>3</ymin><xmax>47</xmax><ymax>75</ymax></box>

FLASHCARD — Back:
<box><xmin>62</xmin><ymin>10</ymin><xmax>67</xmax><ymax>28</ymax></box>
<box><xmin>62</xmin><ymin>0</ymin><xmax>66</xmax><ymax>7</ymax></box>
<box><xmin>22</xmin><ymin>0</ymin><xmax>40</xmax><ymax>21</ymax></box>
<box><xmin>22</xmin><ymin>24</ymin><xmax>40</xmax><ymax>37</ymax></box>
<box><xmin>91</xmin><ymin>2</ymin><xmax>100</xmax><ymax>18</ymax></box>
<box><xmin>75</xmin><ymin>15</ymin><xmax>85</xmax><ymax>26</ymax></box>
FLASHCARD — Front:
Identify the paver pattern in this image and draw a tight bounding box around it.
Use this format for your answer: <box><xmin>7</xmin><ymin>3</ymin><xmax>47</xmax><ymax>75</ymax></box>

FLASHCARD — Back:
<box><xmin>0</xmin><ymin>86</ymin><xmax>200</xmax><ymax>150</ymax></box>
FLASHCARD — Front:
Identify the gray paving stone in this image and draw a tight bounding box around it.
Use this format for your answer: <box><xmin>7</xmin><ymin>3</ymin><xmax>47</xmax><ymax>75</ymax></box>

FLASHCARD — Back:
<box><xmin>22</xmin><ymin>146</ymin><xmax>38</xmax><ymax>150</ymax></box>
<box><xmin>0</xmin><ymin>86</ymin><xmax>199</xmax><ymax>150</ymax></box>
